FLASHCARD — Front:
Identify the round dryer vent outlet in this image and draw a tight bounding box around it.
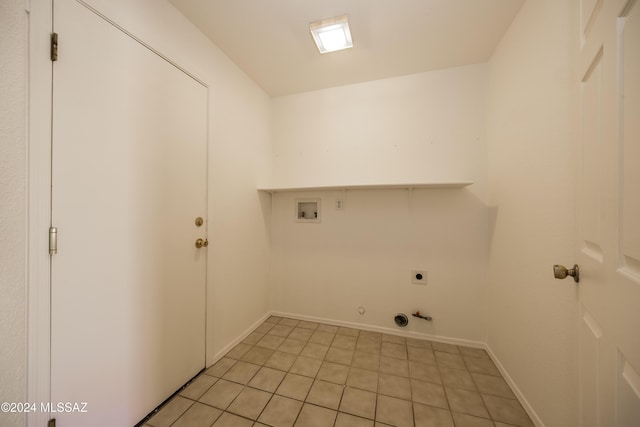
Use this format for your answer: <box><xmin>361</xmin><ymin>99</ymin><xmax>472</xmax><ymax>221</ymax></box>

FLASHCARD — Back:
<box><xmin>394</xmin><ymin>313</ymin><xmax>409</xmax><ymax>327</ymax></box>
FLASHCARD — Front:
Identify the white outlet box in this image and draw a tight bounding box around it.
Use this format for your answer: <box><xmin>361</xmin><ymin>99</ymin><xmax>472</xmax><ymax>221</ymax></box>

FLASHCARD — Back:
<box><xmin>296</xmin><ymin>198</ymin><xmax>321</xmax><ymax>223</ymax></box>
<box><xmin>411</xmin><ymin>270</ymin><xmax>427</xmax><ymax>284</ymax></box>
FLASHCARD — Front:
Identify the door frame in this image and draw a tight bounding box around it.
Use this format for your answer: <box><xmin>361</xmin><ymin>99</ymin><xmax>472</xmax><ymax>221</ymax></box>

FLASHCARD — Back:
<box><xmin>27</xmin><ymin>1</ymin><xmax>54</xmax><ymax>426</ymax></box>
<box><xmin>26</xmin><ymin>2</ymin><xmax>211</xmax><ymax>426</ymax></box>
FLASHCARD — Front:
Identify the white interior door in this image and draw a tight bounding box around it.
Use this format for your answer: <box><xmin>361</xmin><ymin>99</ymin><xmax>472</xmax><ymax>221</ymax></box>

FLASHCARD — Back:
<box><xmin>50</xmin><ymin>1</ymin><xmax>208</xmax><ymax>425</ymax></box>
<box><xmin>576</xmin><ymin>0</ymin><xmax>640</xmax><ymax>425</ymax></box>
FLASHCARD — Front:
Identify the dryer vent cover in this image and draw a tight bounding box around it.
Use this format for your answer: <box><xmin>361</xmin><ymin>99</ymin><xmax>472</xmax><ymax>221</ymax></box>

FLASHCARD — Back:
<box><xmin>394</xmin><ymin>313</ymin><xmax>409</xmax><ymax>327</ymax></box>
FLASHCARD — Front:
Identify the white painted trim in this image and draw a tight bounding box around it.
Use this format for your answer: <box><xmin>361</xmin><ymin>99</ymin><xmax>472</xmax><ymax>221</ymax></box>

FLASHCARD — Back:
<box><xmin>271</xmin><ymin>310</ymin><xmax>486</xmax><ymax>349</ymax></box>
<box><xmin>207</xmin><ymin>309</ymin><xmax>487</xmax><ymax>369</ymax></box>
<box><xmin>485</xmin><ymin>345</ymin><xmax>545</xmax><ymax>427</ymax></box>
<box><xmin>176</xmin><ymin>309</ymin><xmax>548</xmax><ymax>427</ymax></box>
<box><xmin>208</xmin><ymin>312</ymin><xmax>272</xmax><ymax>367</ymax></box>
<box><xmin>75</xmin><ymin>0</ymin><xmax>209</xmax><ymax>88</ymax></box>
<box><xmin>258</xmin><ymin>181</ymin><xmax>474</xmax><ymax>193</ymax></box>
<box><xmin>271</xmin><ymin>311</ymin><xmax>544</xmax><ymax>426</ymax></box>
<box><xmin>26</xmin><ymin>1</ymin><xmax>53</xmax><ymax>427</ymax></box>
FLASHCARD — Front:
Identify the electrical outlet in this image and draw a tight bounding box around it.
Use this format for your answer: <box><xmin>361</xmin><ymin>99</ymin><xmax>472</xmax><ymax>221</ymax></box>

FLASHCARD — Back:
<box><xmin>335</xmin><ymin>199</ymin><xmax>344</xmax><ymax>210</ymax></box>
<box><xmin>411</xmin><ymin>270</ymin><xmax>427</xmax><ymax>285</ymax></box>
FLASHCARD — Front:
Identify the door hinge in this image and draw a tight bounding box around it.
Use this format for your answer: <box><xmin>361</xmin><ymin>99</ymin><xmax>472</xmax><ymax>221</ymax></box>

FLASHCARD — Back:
<box><xmin>50</xmin><ymin>32</ymin><xmax>58</xmax><ymax>61</ymax></box>
<box><xmin>49</xmin><ymin>227</ymin><xmax>58</xmax><ymax>255</ymax></box>
<box><xmin>48</xmin><ymin>418</ymin><xmax>56</xmax><ymax>427</ymax></box>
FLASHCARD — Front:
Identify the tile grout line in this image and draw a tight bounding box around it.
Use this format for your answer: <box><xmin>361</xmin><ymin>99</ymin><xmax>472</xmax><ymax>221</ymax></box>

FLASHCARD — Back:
<box><xmin>405</xmin><ymin>340</ymin><xmax>418</xmax><ymax>427</ymax></box>
<box><xmin>465</xmin><ymin>356</ymin><xmax>497</xmax><ymax>424</ymax></box>
<box><xmin>152</xmin><ymin>315</ymin><xmax>532</xmax><ymax>427</ymax></box>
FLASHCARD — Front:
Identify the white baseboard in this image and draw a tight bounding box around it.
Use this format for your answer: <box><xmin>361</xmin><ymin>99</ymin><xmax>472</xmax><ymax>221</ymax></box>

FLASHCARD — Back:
<box><xmin>208</xmin><ymin>309</ymin><xmax>485</xmax><ymax>368</ymax></box>
<box><xmin>208</xmin><ymin>310</ymin><xmax>545</xmax><ymax>427</ymax></box>
<box><xmin>270</xmin><ymin>310</ymin><xmax>487</xmax><ymax>349</ymax></box>
<box><xmin>208</xmin><ymin>312</ymin><xmax>272</xmax><ymax>367</ymax></box>
<box><xmin>484</xmin><ymin>345</ymin><xmax>545</xmax><ymax>427</ymax></box>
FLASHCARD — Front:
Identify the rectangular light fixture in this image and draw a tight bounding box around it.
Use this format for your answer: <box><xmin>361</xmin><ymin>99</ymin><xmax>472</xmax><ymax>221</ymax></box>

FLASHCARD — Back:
<box><xmin>310</xmin><ymin>15</ymin><xmax>353</xmax><ymax>54</ymax></box>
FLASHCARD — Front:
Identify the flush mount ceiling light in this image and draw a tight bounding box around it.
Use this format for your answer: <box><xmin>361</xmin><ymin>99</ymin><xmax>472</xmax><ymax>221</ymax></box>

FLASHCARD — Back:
<box><xmin>309</xmin><ymin>15</ymin><xmax>353</xmax><ymax>54</ymax></box>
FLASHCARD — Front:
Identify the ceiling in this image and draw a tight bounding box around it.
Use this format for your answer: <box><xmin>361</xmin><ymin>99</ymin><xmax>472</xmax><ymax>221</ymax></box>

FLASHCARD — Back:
<box><xmin>169</xmin><ymin>0</ymin><xmax>525</xmax><ymax>97</ymax></box>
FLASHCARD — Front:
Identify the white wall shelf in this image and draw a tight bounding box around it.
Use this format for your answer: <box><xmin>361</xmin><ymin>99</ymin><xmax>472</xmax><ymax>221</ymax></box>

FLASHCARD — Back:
<box><xmin>258</xmin><ymin>182</ymin><xmax>473</xmax><ymax>194</ymax></box>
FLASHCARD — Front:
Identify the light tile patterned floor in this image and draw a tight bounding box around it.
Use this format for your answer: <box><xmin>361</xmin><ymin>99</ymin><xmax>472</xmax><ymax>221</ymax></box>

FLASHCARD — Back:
<box><xmin>145</xmin><ymin>316</ymin><xmax>534</xmax><ymax>427</ymax></box>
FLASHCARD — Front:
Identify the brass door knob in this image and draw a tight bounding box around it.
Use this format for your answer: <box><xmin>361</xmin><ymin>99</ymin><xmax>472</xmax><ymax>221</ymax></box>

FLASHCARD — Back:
<box><xmin>195</xmin><ymin>238</ymin><xmax>208</xmax><ymax>248</ymax></box>
<box><xmin>553</xmin><ymin>264</ymin><xmax>579</xmax><ymax>283</ymax></box>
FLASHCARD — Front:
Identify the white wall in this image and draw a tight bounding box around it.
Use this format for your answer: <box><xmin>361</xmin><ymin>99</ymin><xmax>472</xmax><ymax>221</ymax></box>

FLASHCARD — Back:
<box><xmin>486</xmin><ymin>0</ymin><xmax>579</xmax><ymax>425</ymax></box>
<box><xmin>6</xmin><ymin>0</ymin><xmax>583</xmax><ymax>424</ymax></box>
<box><xmin>0</xmin><ymin>1</ymin><xmax>28</xmax><ymax>426</ymax></box>
<box><xmin>271</xmin><ymin>64</ymin><xmax>488</xmax><ymax>195</ymax></box>
<box><xmin>270</xmin><ymin>65</ymin><xmax>489</xmax><ymax>343</ymax></box>
<box><xmin>69</xmin><ymin>0</ymin><xmax>273</xmax><ymax>364</ymax></box>
<box><xmin>23</xmin><ymin>0</ymin><xmax>272</xmax><ymax>378</ymax></box>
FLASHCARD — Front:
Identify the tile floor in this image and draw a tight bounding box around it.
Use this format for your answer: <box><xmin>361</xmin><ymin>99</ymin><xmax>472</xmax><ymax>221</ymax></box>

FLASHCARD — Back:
<box><xmin>144</xmin><ymin>316</ymin><xmax>534</xmax><ymax>427</ymax></box>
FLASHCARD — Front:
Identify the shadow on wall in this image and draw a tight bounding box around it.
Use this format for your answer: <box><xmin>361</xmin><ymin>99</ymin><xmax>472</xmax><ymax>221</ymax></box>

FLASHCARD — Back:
<box><xmin>258</xmin><ymin>189</ymin><xmax>273</xmax><ymax>244</ymax></box>
<box><xmin>488</xmin><ymin>205</ymin><xmax>499</xmax><ymax>253</ymax></box>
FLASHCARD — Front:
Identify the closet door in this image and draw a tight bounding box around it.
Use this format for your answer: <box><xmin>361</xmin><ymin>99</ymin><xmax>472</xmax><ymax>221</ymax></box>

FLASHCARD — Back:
<box><xmin>50</xmin><ymin>1</ymin><xmax>208</xmax><ymax>425</ymax></box>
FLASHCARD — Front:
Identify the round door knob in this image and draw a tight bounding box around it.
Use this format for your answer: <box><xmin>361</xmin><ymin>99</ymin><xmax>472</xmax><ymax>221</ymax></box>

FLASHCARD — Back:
<box><xmin>553</xmin><ymin>264</ymin><xmax>579</xmax><ymax>283</ymax></box>
<box><xmin>195</xmin><ymin>238</ymin><xmax>208</xmax><ymax>248</ymax></box>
